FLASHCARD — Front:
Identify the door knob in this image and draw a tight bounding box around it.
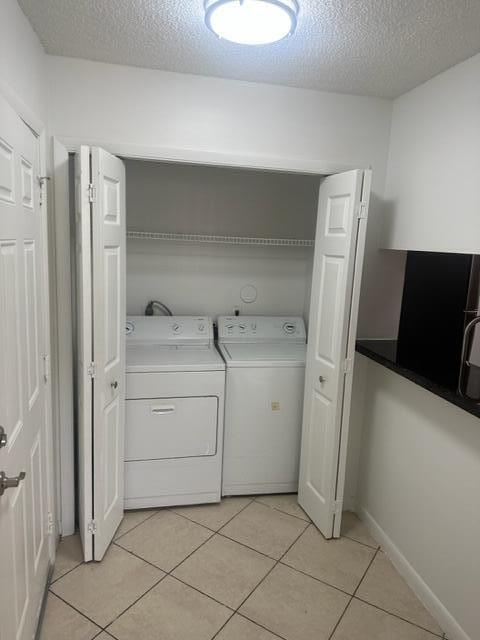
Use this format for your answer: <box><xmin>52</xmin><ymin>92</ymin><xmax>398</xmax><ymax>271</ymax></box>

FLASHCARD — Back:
<box><xmin>0</xmin><ymin>426</ymin><xmax>7</xmax><ymax>449</ymax></box>
<box><xmin>318</xmin><ymin>375</ymin><xmax>326</xmax><ymax>384</ymax></box>
<box><xmin>0</xmin><ymin>471</ymin><xmax>26</xmax><ymax>497</ymax></box>
<box><xmin>111</xmin><ymin>380</ymin><xmax>118</xmax><ymax>389</ymax></box>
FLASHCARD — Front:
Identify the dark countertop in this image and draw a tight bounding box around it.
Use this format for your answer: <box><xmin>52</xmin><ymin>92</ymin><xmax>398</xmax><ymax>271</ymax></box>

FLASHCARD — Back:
<box><xmin>356</xmin><ymin>339</ymin><xmax>480</xmax><ymax>419</ymax></box>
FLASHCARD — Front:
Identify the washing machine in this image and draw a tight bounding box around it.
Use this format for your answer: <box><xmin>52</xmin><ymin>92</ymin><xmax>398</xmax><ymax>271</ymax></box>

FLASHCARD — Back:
<box><xmin>125</xmin><ymin>316</ymin><xmax>225</xmax><ymax>509</ymax></box>
<box><xmin>217</xmin><ymin>316</ymin><xmax>306</xmax><ymax>496</ymax></box>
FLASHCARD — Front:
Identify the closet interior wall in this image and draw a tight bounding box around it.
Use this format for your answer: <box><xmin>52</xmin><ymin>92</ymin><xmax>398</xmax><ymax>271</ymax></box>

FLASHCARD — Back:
<box><xmin>124</xmin><ymin>159</ymin><xmax>321</xmax><ymax>320</ymax></box>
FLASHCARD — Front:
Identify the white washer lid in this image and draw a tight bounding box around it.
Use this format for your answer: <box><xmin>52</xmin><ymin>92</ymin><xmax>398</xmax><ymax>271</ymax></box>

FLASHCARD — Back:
<box><xmin>127</xmin><ymin>344</ymin><xmax>225</xmax><ymax>372</ymax></box>
<box><xmin>218</xmin><ymin>342</ymin><xmax>306</xmax><ymax>368</ymax></box>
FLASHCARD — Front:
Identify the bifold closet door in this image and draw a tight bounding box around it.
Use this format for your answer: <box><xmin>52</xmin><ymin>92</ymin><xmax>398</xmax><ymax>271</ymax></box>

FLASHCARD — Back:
<box><xmin>76</xmin><ymin>146</ymin><xmax>126</xmax><ymax>561</ymax></box>
<box><xmin>298</xmin><ymin>169</ymin><xmax>371</xmax><ymax>539</ymax></box>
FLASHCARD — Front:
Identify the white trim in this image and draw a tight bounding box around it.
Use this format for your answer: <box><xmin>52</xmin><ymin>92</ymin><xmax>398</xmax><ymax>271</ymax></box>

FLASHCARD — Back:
<box><xmin>56</xmin><ymin>136</ymin><xmax>366</xmax><ymax>176</ymax></box>
<box><xmin>50</xmin><ymin>139</ymin><xmax>75</xmax><ymax>536</ymax></box>
<box><xmin>358</xmin><ymin>506</ymin><xmax>471</xmax><ymax>640</ymax></box>
<box><xmin>37</xmin><ymin>132</ymin><xmax>57</xmax><ymax>564</ymax></box>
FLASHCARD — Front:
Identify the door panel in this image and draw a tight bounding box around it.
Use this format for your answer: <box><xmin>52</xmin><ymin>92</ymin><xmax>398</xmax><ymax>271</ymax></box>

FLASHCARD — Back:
<box><xmin>298</xmin><ymin>169</ymin><xmax>370</xmax><ymax>539</ymax></box>
<box><xmin>0</xmin><ymin>94</ymin><xmax>51</xmax><ymax>640</ymax></box>
<box><xmin>76</xmin><ymin>147</ymin><xmax>126</xmax><ymax>561</ymax></box>
<box><xmin>104</xmin><ymin>246</ymin><xmax>121</xmax><ymax>370</ymax></box>
<box><xmin>92</xmin><ymin>147</ymin><xmax>125</xmax><ymax>560</ymax></box>
<box><xmin>75</xmin><ymin>146</ymin><xmax>94</xmax><ymax>562</ymax></box>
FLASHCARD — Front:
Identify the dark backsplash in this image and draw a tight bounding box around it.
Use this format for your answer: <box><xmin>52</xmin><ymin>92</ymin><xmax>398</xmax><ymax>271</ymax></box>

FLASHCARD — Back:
<box><xmin>396</xmin><ymin>251</ymin><xmax>473</xmax><ymax>392</ymax></box>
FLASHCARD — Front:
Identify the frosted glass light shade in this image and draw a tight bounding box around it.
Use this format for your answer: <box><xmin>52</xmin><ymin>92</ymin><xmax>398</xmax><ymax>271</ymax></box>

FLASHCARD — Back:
<box><xmin>205</xmin><ymin>0</ymin><xmax>299</xmax><ymax>45</ymax></box>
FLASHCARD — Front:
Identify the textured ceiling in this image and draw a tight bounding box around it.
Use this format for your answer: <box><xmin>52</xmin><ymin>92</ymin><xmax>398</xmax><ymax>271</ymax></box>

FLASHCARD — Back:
<box><xmin>19</xmin><ymin>0</ymin><xmax>480</xmax><ymax>98</ymax></box>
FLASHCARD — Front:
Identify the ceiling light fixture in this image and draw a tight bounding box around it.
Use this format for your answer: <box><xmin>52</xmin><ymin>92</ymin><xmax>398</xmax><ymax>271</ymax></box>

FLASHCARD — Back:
<box><xmin>205</xmin><ymin>0</ymin><xmax>299</xmax><ymax>46</ymax></box>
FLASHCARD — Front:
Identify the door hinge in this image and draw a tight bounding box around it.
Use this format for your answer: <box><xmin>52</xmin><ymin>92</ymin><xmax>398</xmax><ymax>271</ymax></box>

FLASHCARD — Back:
<box><xmin>331</xmin><ymin>499</ymin><xmax>342</xmax><ymax>516</ymax></box>
<box><xmin>87</xmin><ymin>520</ymin><xmax>97</xmax><ymax>534</ymax></box>
<box><xmin>357</xmin><ymin>202</ymin><xmax>368</xmax><ymax>219</ymax></box>
<box><xmin>342</xmin><ymin>357</ymin><xmax>353</xmax><ymax>375</ymax></box>
<box><xmin>87</xmin><ymin>183</ymin><xmax>96</xmax><ymax>203</ymax></box>
<box><xmin>87</xmin><ymin>362</ymin><xmax>96</xmax><ymax>378</ymax></box>
<box><xmin>43</xmin><ymin>354</ymin><xmax>51</xmax><ymax>384</ymax></box>
<box><xmin>46</xmin><ymin>512</ymin><xmax>54</xmax><ymax>534</ymax></box>
<box><xmin>37</xmin><ymin>176</ymin><xmax>50</xmax><ymax>207</ymax></box>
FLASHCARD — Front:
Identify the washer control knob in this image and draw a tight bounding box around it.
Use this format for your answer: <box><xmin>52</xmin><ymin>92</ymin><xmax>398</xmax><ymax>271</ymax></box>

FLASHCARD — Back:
<box><xmin>198</xmin><ymin>323</ymin><xmax>205</xmax><ymax>332</ymax></box>
<box><xmin>172</xmin><ymin>323</ymin><xmax>180</xmax><ymax>333</ymax></box>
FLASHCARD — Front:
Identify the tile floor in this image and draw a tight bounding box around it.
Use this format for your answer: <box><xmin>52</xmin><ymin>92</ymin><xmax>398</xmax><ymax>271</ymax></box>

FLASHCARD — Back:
<box><xmin>40</xmin><ymin>495</ymin><xmax>445</xmax><ymax>640</ymax></box>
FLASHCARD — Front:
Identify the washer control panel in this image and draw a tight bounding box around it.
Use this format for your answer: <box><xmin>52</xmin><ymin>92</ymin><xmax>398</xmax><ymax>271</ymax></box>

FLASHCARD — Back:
<box><xmin>217</xmin><ymin>316</ymin><xmax>306</xmax><ymax>343</ymax></box>
<box><xmin>126</xmin><ymin>316</ymin><xmax>212</xmax><ymax>344</ymax></box>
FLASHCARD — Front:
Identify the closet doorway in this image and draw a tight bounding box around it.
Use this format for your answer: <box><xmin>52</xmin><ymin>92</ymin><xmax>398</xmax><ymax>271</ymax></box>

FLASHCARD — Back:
<box><xmin>53</xmin><ymin>141</ymin><xmax>370</xmax><ymax>560</ymax></box>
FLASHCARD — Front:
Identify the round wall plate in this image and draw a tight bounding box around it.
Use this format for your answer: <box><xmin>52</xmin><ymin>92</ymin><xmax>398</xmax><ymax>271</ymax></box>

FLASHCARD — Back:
<box><xmin>240</xmin><ymin>284</ymin><xmax>258</xmax><ymax>303</ymax></box>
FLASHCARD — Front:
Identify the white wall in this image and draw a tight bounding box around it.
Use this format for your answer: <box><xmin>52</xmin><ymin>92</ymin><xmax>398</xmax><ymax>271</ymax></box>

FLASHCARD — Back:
<box><xmin>355</xmin><ymin>53</ymin><xmax>480</xmax><ymax>640</ymax></box>
<box><xmin>0</xmin><ymin>0</ymin><xmax>46</xmax><ymax>125</ymax></box>
<box><xmin>125</xmin><ymin>159</ymin><xmax>318</xmax><ymax>318</ymax></box>
<box><xmin>358</xmin><ymin>360</ymin><xmax>480</xmax><ymax>640</ymax></box>
<box><xmin>127</xmin><ymin>241</ymin><xmax>312</xmax><ymax>319</ymax></box>
<box><xmin>46</xmin><ymin>55</ymin><xmax>402</xmax><ymax>338</ymax></box>
<box><xmin>125</xmin><ymin>159</ymin><xmax>319</xmax><ymax>238</ymax></box>
<box><xmin>384</xmin><ymin>53</ymin><xmax>480</xmax><ymax>253</ymax></box>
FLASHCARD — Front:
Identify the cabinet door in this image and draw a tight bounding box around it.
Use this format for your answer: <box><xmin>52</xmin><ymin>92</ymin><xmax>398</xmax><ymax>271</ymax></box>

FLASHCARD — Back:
<box><xmin>298</xmin><ymin>170</ymin><xmax>370</xmax><ymax>538</ymax></box>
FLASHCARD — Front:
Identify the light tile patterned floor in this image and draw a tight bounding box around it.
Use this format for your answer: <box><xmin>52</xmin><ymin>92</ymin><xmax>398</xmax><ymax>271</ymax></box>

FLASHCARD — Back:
<box><xmin>40</xmin><ymin>495</ymin><xmax>444</xmax><ymax>640</ymax></box>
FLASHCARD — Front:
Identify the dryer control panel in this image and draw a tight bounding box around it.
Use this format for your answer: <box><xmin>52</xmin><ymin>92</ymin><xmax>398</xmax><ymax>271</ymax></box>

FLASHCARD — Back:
<box><xmin>217</xmin><ymin>316</ymin><xmax>306</xmax><ymax>343</ymax></box>
<box><xmin>126</xmin><ymin>316</ymin><xmax>213</xmax><ymax>345</ymax></box>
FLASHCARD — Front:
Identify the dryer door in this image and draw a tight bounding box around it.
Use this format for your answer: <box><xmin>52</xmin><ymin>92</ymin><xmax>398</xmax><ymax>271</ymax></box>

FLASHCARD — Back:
<box><xmin>126</xmin><ymin>396</ymin><xmax>218</xmax><ymax>460</ymax></box>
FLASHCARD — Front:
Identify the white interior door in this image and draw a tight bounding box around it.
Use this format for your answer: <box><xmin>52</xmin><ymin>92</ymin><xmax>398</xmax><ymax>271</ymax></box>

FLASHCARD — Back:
<box><xmin>0</xmin><ymin>95</ymin><xmax>52</xmax><ymax>639</ymax></box>
<box><xmin>76</xmin><ymin>146</ymin><xmax>125</xmax><ymax>561</ymax></box>
<box><xmin>298</xmin><ymin>169</ymin><xmax>371</xmax><ymax>539</ymax></box>
<box><xmin>91</xmin><ymin>147</ymin><xmax>126</xmax><ymax>560</ymax></box>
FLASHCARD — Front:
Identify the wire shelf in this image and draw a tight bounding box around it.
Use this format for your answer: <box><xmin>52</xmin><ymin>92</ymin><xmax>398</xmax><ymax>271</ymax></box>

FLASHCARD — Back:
<box><xmin>127</xmin><ymin>231</ymin><xmax>314</xmax><ymax>247</ymax></box>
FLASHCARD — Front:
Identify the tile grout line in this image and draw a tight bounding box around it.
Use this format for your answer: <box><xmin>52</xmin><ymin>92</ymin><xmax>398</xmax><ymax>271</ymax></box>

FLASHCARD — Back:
<box><xmin>104</xmin><ymin>572</ymin><xmax>168</xmax><ymax>634</ymax></box>
<box><xmin>49</xmin><ymin>559</ymin><xmax>84</xmax><ymax>585</ymax></box>
<box><xmin>47</xmin><ymin>590</ymin><xmax>106</xmax><ymax>632</ymax></box>
<box><xmin>168</xmin><ymin>497</ymin><xmax>255</xmax><ymax>534</ymax></box>
<box><xmin>105</xmin><ymin>498</ymin><xmax>261</xmax><ymax>630</ymax></box>
<box><xmin>51</xmin><ymin>503</ymin><xmax>440</xmax><ymax>640</ymax></box>
<box><xmin>350</xmin><ymin>546</ymin><xmax>443</xmax><ymax>638</ymax></box>
<box><xmin>341</xmin><ymin>533</ymin><xmax>380</xmax><ymax>551</ymax></box>
<box><xmin>352</xmin><ymin>596</ymin><xmax>444</xmax><ymax>638</ymax></box>
<box><xmin>352</xmin><ymin>547</ymin><xmax>381</xmax><ymax>598</ymax></box>
<box><xmin>113</xmin><ymin>508</ymin><xmax>161</xmax><ymax>542</ymax></box>
<box><xmin>51</xmin><ymin>506</ymin><xmax>162</xmax><ymax>587</ymax></box>
<box><xmin>253</xmin><ymin>496</ymin><xmax>312</xmax><ymax>523</ymax></box>
<box><xmin>278</xmin><ymin>556</ymin><xmax>358</xmax><ymax>598</ymax></box>
<box><xmin>326</xmin><ymin>546</ymin><xmax>381</xmax><ymax>640</ymax></box>
<box><xmin>211</xmin><ymin>516</ymin><xmax>311</xmax><ymax>640</ymax></box>
<box><xmin>113</xmin><ymin>510</ymin><xmax>375</xmax><ymax>640</ymax></box>
<box><xmin>112</xmin><ymin>540</ymin><xmax>177</xmax><ymax>574</ymax></box>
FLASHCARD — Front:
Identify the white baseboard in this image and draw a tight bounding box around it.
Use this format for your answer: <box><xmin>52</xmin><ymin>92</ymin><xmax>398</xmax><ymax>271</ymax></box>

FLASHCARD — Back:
<box><xmin>357</xmin><ymin>506</ymin><xmax>470</xmax><ymax>640</ymax></box>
